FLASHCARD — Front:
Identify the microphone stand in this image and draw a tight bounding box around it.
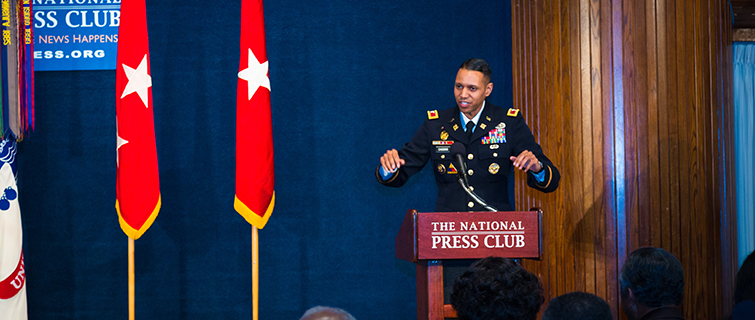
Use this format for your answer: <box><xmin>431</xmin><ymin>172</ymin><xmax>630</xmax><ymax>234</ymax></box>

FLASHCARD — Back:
<box><xmin>455</xmin><ymin>154</ymin><xmax>497</xmax><ymax>212</ymax></box>
<box><xmin>457</xmin><ymin>178</ymin><xmax>497</xmax><ymax>211</ymax></box>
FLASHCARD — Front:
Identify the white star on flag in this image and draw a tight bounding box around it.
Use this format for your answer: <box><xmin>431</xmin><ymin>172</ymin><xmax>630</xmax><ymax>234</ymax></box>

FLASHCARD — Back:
<box><xmin>238</xmin><ymin>48</ymin><xmax>270</xmax><ymax>100</ymax></box>
<box><xmin>121</xmin><ymin>54</ymin><xmax>152</xmax><ymax>107</ymax></box>
<box><xmin>116</xmin><ymin>119</ymin><xmax>129</xmax><ymax>168</ymax></box>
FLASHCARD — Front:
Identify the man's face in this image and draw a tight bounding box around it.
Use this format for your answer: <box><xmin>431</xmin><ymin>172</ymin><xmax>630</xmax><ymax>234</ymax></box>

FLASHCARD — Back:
<box><xmin>455</xmin><ymin>68</ymin><xmax>493</xmax><ymax>119</ymax></box>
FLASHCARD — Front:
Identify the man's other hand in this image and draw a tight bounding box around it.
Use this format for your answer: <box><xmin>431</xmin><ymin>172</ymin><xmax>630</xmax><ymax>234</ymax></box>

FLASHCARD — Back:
<box><xmin>509</xmin><ymin>150</ymin><xmax>542</xmax><ymax>173</ymax></box>
<box><xmin>380</xmin><ymin>149</ymin><xmax>405</xmax><ymax>173</ymax></box>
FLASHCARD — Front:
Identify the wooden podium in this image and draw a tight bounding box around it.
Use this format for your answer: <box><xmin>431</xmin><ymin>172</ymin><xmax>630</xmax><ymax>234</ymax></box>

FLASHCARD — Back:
<box><xmin>395</xmin><ymin>209</ymin><xmax>542</xmax><ymax>320</ymax></box>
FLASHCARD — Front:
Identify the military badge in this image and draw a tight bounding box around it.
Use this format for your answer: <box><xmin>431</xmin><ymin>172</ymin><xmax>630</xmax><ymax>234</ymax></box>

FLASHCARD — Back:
<box><xmin>490</xmin><ymin>144</ymin><xmax>499</xmax><ymax>150</ymax></box>
<box><xmin>507</xmin><ymin>108</ymin><xmax>520</xmax><ymax>117</ymax></box>
<box><xmin>448</xmin><ymin>163</ymin><xmax>458</xmax><ymax>174</ymax></box>
<box><xmin>481</xmin><ymin>127</ymin><xmax>506</xmax><ymax>145</ymax></box>
<box><xmin>479</xmin><ymin>123</ymin><xmax>487</xmax><ymax>130</ymax></box>
<box><xmin>440</xmin><ymin>130</ymin><xmax>449</xmax><ymax>141</ymax></box>
<box><xmin>486</xmin><ymin>116</ymin><xmax>492</xmax><ymax>121</ymax></box>
<box><xmin>489</xmin><ymin>163</ymin><xmax>500</xmax><ymax>174</ymax></box>
<box><xmin>427</xmin><ymin>110</ymin><xmax>439</xmax><ymax>119</ymax></box>
<box><xmin>437</xmin><ymin>164</ymin><xmax>446</xmax><ymax>174</ymax></box>
<box><xmin>453</xmin><ymin>124</ymin><xmax>459</xmax><ymax>131</ymax></box>
<box><xmin>496</xmin><ymin>122</ymin><xmax>506</xmax><ymax>129</ymax></box>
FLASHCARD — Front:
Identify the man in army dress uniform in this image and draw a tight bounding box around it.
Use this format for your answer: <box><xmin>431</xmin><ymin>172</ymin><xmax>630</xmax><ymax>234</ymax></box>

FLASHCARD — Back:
<box><xmin>376</xmin><ymin>58</ymin><xmax>559</xmax><ymax>212</ymax></box>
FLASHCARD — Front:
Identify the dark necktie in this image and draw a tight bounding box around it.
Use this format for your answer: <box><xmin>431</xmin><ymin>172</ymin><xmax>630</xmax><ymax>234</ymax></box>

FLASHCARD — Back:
<box><xmin>465</xmin><ymin>121</ymin><xmax>475</xmax><ymax>143</ymax></box>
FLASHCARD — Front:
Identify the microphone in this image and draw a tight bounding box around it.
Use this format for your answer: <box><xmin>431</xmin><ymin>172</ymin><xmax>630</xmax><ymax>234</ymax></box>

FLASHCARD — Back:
<box><xmin>450</xmin><ymin>143</ymin><xmax>469</xmax><ymax>187</ymax></box>
<box><xmin>449</xmin><ymin>143</ymin><xmax>497</xmax><ymax>211</ymax></box>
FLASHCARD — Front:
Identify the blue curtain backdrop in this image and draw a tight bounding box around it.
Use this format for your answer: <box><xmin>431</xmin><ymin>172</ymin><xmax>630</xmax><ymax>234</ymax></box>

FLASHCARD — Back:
<box><xmin>18</xmin><ymin>1</ymin><xmax>512</xmax><ymax>319</ymax></box>
<box><xmin>734</xmin><ymin>42</ymin><xmax>755</xmax><ymax>267</ymax></box>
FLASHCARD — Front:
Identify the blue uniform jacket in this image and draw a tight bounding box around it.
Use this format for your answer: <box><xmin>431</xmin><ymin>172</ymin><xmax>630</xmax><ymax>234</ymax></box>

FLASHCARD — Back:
<box><xmin>376</xmin><ymin>102</ymin><xmax>559</xmax><ymax>212</ymax></box>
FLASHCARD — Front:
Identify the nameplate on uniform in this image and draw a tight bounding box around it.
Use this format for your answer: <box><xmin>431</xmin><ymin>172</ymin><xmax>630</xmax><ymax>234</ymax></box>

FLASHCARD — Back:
<box><xmin>436</xmin><ymin>146</ymin><xmax>450</xmax><ymax>153</ymax></box>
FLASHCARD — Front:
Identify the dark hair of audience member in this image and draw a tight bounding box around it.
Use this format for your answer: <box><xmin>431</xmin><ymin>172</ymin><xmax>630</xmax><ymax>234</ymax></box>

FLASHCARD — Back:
<box><xmin>450</xmin><ymin>257</ymin><xmax>544</xmax><ymax>320</ymax></box>
<box><xmin>541</xmin><ymin>291</ymin><xmax>613</xmax><ymax>320</ymax></box>
<box><xmin>735</xmin><ymin>250</ymin><xmax>755</xmax><ymax>304</ymax></box>
<box><xmin>619</xmin><ymin>247</ymin><xmax>684</xmax><ymax>308</ymax></box>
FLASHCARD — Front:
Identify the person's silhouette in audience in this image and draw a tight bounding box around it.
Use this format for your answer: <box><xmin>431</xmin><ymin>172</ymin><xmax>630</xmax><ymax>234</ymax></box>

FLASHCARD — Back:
<box><xmin>732</xmin><ymin>250</ymin><xmax>755</xmax><ymax>320</ymax></box>
<box><xmin>620</xmin><ymin>247</ymin><xmax>685</xmax><ymax>320</ymax></box>
<box><xmin>299</xmin><ymin>306</ymin><xmax>355</xmax><ymax>320</ymax></box>
<box><xmin>542</xmin><ymin>291</ymin><xmax>613</xmax><ymax>320</ymax></box>
<box><xmin>450</xmin><ymin>257</ymin><xmax>544</xmax><ymax>320</ymax></box>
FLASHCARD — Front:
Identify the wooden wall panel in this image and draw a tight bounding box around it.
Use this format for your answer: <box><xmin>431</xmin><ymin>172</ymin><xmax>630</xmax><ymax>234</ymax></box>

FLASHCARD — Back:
<box><xmin>510</xmin><ymin>1</ymin><xmax>737</xmax><ymax>319</ymax></box>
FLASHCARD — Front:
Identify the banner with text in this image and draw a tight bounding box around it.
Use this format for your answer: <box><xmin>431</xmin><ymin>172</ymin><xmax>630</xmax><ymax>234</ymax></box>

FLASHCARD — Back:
<box><xmin>33</xmin><ymin>0</ymin><xmax>120</xmax><ymax>71</ymax></box>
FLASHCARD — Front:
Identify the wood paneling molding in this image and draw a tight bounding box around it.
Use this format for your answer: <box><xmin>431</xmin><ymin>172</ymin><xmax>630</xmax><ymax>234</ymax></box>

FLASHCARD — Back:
<box><xmin>510</xmin><ymin>1</ymin><xmax>737</xmax><ymax>319</ymax></box>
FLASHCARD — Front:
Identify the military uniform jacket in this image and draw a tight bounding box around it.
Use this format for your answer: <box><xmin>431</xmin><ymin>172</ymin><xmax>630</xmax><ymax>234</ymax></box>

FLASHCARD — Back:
<box><xmin>376</xmin><ymin>102</ymin><xmax>559</xmax><ymax>212</ymax></box>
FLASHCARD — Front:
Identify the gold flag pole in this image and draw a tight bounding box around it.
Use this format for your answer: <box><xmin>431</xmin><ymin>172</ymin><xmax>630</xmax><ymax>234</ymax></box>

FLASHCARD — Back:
<box><xmin>252</xmin><ymin>226</ymin><xmax>259</xmax><ymax>320</ymax></box>
<box><xmin>129</xmin><ymin>237</ymin><xmax>135</xmax><ymax>320</ymax></box>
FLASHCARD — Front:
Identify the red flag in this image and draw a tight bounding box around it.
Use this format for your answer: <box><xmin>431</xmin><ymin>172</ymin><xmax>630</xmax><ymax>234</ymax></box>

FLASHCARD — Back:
<box><xmin>235</xmin><ymin>0</ymin><xmax>274</xmax><ymax>229</ymax></box>
<box><xmin>115</xmin><ymin>0</ymin><xmax>160</xmax><ymax>240</ymax></box>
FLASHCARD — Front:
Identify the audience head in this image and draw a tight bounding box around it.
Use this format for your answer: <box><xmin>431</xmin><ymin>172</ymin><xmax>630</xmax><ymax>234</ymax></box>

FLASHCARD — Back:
<box><xmin>619</xmin><ymin>247</ymin><xmax>684</xmax><ymax>320</ymax></box>
<box><xmin>541</xmin><ymin>291</ymin><xmax>613</xmax><ymax>320</ymax></box>
<box><xmin>732</xmin><ymin>250</ymin><xmax>755</xmax><ymax>320</ymax></box>
<box><xmin>450</xmin><ymin>257</ymin><xmax>544</xmax><ymax>320</ymax></box>
<box><xmin>299</xmin><ymin>306</ymin><xmax>355</xmax><ymax>320</ymax></box>
<box><xmin>734</xmin><ymin>250</ymin><xmax>755</xmax><ymax>304</ymax></box>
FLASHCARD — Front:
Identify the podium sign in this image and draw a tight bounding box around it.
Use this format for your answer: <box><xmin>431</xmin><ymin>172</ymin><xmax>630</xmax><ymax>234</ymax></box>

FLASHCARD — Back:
<box><xmin>396</xmin><ymin>210</ymin><xmax>542</xmax><ymax>262</ymax></box>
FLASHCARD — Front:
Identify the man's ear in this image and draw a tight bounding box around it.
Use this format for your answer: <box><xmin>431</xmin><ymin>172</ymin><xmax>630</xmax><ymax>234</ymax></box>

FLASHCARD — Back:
<box><xmin>626</xmin><ymin>288</ymin><xmax>635</xmax><ymax>304</ymax></box>
<box><xmin>484</xmin><ymin>82</ymin><xmax>493</xmax><ymax>97</ymax></box>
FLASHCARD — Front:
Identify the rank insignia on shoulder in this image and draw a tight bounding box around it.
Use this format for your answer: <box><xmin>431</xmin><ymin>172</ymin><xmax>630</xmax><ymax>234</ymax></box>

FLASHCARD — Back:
<box><xmin>507</xmin><ymin>108</ymin><xmax>520</xmax><ymax>117</ymax></box>
<box><xmin>427</xmin><ymin>110</ymin><xmax>439</xmax><ymax>120</ymax></box>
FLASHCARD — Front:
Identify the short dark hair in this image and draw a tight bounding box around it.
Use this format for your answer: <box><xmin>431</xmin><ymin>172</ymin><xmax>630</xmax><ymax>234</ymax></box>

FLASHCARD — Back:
<box><xmin>542</xmin><ymin>292</ymin><xmax>613</xmax><ymax>320</ymax></box>
<box><xmin>450</xmin><ymin>257</ymin><xmax>544</xmax><ymax>320</ymax></box>
<box><xmin>459</xmin><ymin>58</ymin><xmax>492</xmax><ymax>83</ymax></box>
<box><xmin>735</xmin><ymin>250</ymin><xmax>755</xmax><ymax>304</ymax></box>
<box><xmin>619</xmin><ymin>247</ymin><xmax>684</xmax><ymax>308</ymax></box>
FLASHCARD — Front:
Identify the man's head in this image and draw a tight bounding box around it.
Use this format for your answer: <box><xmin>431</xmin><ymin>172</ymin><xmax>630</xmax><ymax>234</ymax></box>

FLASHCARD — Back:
<box><xmin>456</xmin><ymin>58</ymin><xmax>493</xmax><ymax>119</ymax></box>
<box><xmin>734</xmin><ymin>250</ymin><xmax>755</xmax><ymax>304</ymax></box>
<box><xmin>541</xmin><ymin>292</ymin><xmax>613</xmax><ymax>320</ymax></box>
<box><xmin>299</xmin><ymin>306</ymin><xmax>355</xmax><ymax>320</ymax></box>
<box><xmin>450</xmin><ymin>257</ymin><xmax>544</xmax><ymax>320</ymax></box>
<box><xmin>619</xmin><ymin>247</ymin><xmax>684</xmax><ymax>320</ymax></box>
